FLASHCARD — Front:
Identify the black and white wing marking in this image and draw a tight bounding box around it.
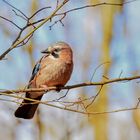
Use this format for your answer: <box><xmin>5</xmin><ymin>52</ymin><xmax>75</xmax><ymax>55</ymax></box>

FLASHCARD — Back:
<box><xmin>29</xmin><ymin>62</ymin><xmax>41</xmax><ymax>82</ymax></box>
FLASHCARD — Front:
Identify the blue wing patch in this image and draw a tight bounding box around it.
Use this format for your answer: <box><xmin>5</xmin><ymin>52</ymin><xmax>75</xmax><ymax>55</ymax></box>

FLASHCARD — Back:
<box><xmin>29</xmin><ymin>62</ymin><xmax>40</xmax><ymax>82</ymax></box>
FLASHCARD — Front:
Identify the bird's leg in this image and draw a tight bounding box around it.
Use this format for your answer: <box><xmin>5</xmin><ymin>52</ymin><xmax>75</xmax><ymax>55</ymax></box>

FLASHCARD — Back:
<box><xmin>55</xmin><ymin>85</ymin><xmax>64</xmax><ymax>92</ymax></box>
<box><xmin>40</xmin><ymin>85</ymin><xmax>49</xmax><ymax>92</ymax></box>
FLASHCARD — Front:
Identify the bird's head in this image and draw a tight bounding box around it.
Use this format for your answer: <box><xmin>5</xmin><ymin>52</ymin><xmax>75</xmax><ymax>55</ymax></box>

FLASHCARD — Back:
<box><xmin>41</xmin><ymin>42</ymin><xmax>73</xmax><ymax>59</ymax></box>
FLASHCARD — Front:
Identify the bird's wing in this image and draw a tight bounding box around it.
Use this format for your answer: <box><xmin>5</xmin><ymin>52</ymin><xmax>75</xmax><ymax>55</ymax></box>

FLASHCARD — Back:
<box><xmin>29</xmin><ymin>61</ymin><xmax>41</xmax><ymax>82</ymax></box>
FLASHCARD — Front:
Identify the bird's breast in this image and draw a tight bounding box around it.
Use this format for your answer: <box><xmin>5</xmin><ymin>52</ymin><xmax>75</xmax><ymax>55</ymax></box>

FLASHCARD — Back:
<box><xmin>35</xmin><ymin>60</ymin><xmax>73</xmax><ymax>87</ymax></box>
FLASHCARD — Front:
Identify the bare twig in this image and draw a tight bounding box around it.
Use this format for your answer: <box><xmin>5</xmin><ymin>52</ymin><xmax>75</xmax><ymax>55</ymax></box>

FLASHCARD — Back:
<box><xmin>16</xmin><ymin>33</ymin><xmax>34</xmax><ymax>48</ymax></box>
<box><xmin>135</xmin><ymin>98</ymin><xmax>140</xmax><ymax>108</ymax></box>
<box><xmin>0</xmin><ymin>0</ymin><xmax>139</xmax><ymax>60</ymax></box>
<box><xmin>90</xmin><ymin>62</ymin><xmax>110</xmax><ymax>82</ymax></box>
<box><xmin>3</xmin><ymin>0</ymin><xmax>28</xmax><ymax>19</ymax></box>
<box><xmin>12</xmin><ymin>9</ymin><xmax>27</xmax><ymax>21</ymax></box>
<box><xmin>0</xmin><ymin>91</ymin><xmax>140</xmax><ymax>116</ymax></box>
<box><xmin>1</xmin><ymin>75</ymin><xmax>140</xmax><ymax>94</ymax></box>
<box><xmin>56</xmin><ymin>0</ymin><xmax>139</xmax><ymax>16</ymax></box>
<box><xmin>119</xmin><ymin>70</ymin><xmax>123</xmax><ymax>78</ymax></box>
<box><xmin>0</xmin><ymin>0</ymin><xmax>69</xmax><ymax>60</ymax></box>
<box><xmin>49</xmin><ymin>13</ymin><xmax>66</xmax><ymax>30</ymax></box>
<box><xmin>56</xmin><ymin>0</ymin><xmax>59</xmax><ymax>9</ymax></box>
<box><xmin>29</xmin><ymin>6</ymin><xmax>51</xmax><ymax>20</ymax></box>
<box><xmin>52</xmin><ymin>0</ymin><xmax>139</xmax><ymax>29</ymax></box>
<box><xmin>0</xmin><ymin>15</ymin><xmax>21</xmax><ymax>29</ymax></box>
<box><xmin>86</xmin><ymin>85</ymin><xmax>103</xmax><ymax>109</ymax></box>
<box><xmin>31</xmin><ymin>0</ymin><xmax>139</xmax><ymax>28</ymax></box>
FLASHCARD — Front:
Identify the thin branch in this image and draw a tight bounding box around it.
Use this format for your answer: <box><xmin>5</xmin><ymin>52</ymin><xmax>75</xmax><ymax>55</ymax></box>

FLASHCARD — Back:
<box><xmin>86</xmin><ymin>85</ymin><xmax>103</xmax><ymax>109</ymax></box>
<box><xmin>29</xmin><ymin>6</ymin><xmax>51</xmax><ymax>20</ymax></box>
<box><xmin>90</xmin><ymin>62</ymin><xmax>110</xmax><ymax>82</ymax></box>
<box><xmin>1</xmin><ymin>91</ymin><xmax>140</xmax><ymax>116</ymax></box>
<box><xmin>56</xmin><ymin>0</ymin><xmax>139</xmax><ymax>16</ymax></box>
<box><xmin>53</xmin><ymin>0</ymin><xmax>139</xmax><ymax>29</ymax></box>
<box><xmin>28</xmin><ymin>18</ymin><xmax>45</xmax><ymax>26</ymax></box>
<box><xmin>0</xmin><ymin>0</ymin><xmax>69</xmax><ymax>60</ymax></box>
<box><xmin>12</xmin><ymin>9</ymin><xmax>28</xmax><ymax>21</ymax></box>
<box><xmin>119</xmin><ymin>70</ymin><xmax>123</xmax><ymax>78</ymax></box>
<box><xmin>17</xmin><ymin>33</ymin><xmax>34</xmax><ymax>48</ymax></box>
<box><xmin>49</xmin><ymin>13</ymin><xmax>66</xmax><ymax>30</ymax></box>
<box><xmin>12</xmin><ymin>28</ymin><xmax>24</xmax><ymax>45</ymax></box>
<box><xmin>48</xmin><ymin>0</ymin><xmax>139</xmax><ymax>30</ymax></box>
<box><xmin>0</xmin><ymin>15</ymin><xmax>21</xmax><ymax>29</ymax></box>
<box><xmin>31</xmin><ymin>0</ymin><xmax>140</xmax><ymax>28</ymax></box>
<box><xmin>0</xmin><ymin>0</ymin><xmax>139</xmax><ymax>60</ymax></box>
<box><xmin>135</xmin><ymin>98</ymin><xmax>140</xmax><ymax>108</ymax></box>
<box><xmin>0</xmin><ymin>75</ymin><xmax>140</xmax><ymax>95</ymax></box>
<box><xmin>3</xmin><ymin>0</ymin><xmax>28</xmax><ymax>19</ymax></box>
<box><xmin>56</xmin><ymin>0</ymin><xmax>59</xmax><ymax>9</ymax></box>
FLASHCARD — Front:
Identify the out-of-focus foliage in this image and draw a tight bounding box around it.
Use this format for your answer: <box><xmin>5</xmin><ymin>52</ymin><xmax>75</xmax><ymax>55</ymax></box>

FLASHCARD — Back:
<box><xmin>87</xmin><ymin>1</ymin><xmax>124</xmax><ymax>140</ymax></box>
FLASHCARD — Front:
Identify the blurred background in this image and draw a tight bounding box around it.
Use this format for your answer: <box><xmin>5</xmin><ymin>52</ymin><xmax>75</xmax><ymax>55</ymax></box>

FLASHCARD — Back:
<box><xmin>0</xmin><ymin>0</ymin><xmax>140</xmax><ymax>140</ymax></box>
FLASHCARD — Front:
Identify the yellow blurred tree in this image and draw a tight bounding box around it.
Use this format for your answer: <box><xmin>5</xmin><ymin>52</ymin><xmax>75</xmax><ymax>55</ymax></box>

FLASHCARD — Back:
<box><xmin>87</xmin><ymin>0</ymin><xmax>124</xmax><ymax>140</ymax></box>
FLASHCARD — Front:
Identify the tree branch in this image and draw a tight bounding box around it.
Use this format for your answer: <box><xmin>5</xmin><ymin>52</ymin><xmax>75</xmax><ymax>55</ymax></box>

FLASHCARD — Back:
<box><xmin>0</xmin><ymin>0</ymin><xmax>139</xmax><ymax>60</ymax></box>
<box><xmin>0</xmin><ymin>0</ymin><xmax>69</xmax><ymax>60</ymax></box>
<box><xmin>1</xmin><ymin>75</ymin><xmax>140</xmax><ymax>94</ymax></box>
<box><xmin>0</xmin><ymin>15</ymin><xmax>21</xmax><ymax>29</ymax></box>
<box><xmin>0</xmin><ymin>74</ymin><xmax>140</xmax><ymax>116</ymax></box>
<box><xmin>0</xmin><ymin>91</ymin><xmax>140</xmax><ymax>116</ymax></box>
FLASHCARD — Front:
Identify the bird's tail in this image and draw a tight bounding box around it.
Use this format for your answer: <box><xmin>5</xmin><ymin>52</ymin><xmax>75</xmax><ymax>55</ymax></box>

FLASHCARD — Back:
<box><xmin>15</xmin><ymin>95</ymin><xmax>43</xmax><ymax>119</ymax></box>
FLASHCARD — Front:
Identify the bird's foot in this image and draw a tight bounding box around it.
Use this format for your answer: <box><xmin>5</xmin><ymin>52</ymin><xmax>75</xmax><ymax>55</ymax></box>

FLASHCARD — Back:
<box><xmin>40</xmin><ymin>85</ymin><xmax>48</xmax><ymax>92</ymax></box>
<box><xmin>55</xmin><ymin>85</ymin><xmax>64</xmax><ymax>92</ymax></box>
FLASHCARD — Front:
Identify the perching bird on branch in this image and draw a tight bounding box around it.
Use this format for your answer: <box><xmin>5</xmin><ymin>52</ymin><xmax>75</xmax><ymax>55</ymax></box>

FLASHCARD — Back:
<box><xmin>15</xmin><ymin>42</ymin><xmax>73</xmax><ymax>119</ymax></box>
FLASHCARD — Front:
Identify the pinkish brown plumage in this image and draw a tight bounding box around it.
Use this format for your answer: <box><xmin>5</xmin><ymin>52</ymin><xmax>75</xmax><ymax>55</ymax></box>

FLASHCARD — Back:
<box><xmin>15</xmin><ymin>42</ymin><xmax>73</xmax><ymax>119</ymax></box>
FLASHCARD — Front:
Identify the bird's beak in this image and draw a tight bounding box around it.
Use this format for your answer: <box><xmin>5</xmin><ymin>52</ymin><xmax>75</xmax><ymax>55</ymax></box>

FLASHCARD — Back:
<box><xmin>41</xmin><ymin>47</ymin><xmax>51</xmax><ymax>54</ymax></box>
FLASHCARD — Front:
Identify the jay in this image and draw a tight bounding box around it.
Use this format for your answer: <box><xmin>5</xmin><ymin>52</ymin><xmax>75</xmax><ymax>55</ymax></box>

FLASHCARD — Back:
<box><xmin>15</xmin><ymin>42</ymin><xmax>73</xmax><ymax>119</ymax></box>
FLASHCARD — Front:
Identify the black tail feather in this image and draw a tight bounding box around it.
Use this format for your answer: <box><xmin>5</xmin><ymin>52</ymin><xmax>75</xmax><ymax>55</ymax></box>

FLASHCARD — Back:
<box><xmin>15</xmin><ymin>95</ymin><xmax>43</xmax><ymax>119</ymax></box>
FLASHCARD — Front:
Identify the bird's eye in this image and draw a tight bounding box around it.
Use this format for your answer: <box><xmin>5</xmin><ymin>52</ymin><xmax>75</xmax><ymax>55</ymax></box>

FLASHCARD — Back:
<box><xmin>54</xmin><ymin>48</ymin><xmax>60</xmax><ymax>53</ymax></box>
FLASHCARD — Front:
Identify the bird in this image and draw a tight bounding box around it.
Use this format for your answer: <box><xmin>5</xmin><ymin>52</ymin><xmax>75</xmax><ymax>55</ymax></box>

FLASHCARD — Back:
<box><xmin>15</xmin><ymin>41</ymin><xmax>73</xmax><ymax>119</ymax></box>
